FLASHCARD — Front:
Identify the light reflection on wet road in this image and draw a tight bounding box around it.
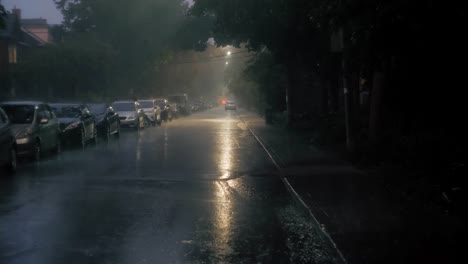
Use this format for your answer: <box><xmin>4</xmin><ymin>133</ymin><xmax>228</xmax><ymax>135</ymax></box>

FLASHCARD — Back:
<box><xmin>0</xmin><ymin>108</ymin><xmax>340</xmax><ymax>264</ymax></box>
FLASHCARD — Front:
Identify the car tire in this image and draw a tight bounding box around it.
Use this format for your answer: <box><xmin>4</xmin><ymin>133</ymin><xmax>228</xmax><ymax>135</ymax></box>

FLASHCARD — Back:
<box><xmin>54</xmin><ymin>136</ymin><xmax>61</xmax><ymax>154</ymax></box>
<box><xmin>7</xmin><ymin>147</ymin><xmax>17</xmax><ymax>174</ymax></box>
<box><xmin>104</xmin><ymin>125</ymin><xmax>110</xmax><ymax>141</ymax></box>
<box><xmin>135</xmin><ymin>120</ymin><xmax>141</xmax><ymax>130</ymax></box>
<box><xmin>115</xmin><ymin>125</ymin><xmax>120</xmax><ymax>138</ymax></box>
<box><xmin>79</xmin><ymin>128</ymin><xmax>86</xmax><ymax>149</ymax></box>
<box><xmin>92</xmin><ymin>130</ymin><xmax>98</xmax><ymax>146</ymax></box>
<box><xmin>32</xmin><ymin>141</ymin><xmax>41</xmax><ymax>162</ymax></box>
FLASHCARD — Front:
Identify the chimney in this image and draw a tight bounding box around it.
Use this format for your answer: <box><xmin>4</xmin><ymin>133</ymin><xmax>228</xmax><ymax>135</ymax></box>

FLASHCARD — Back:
<box><xmin>12</xmin><ymin>6</ymin><xmax>21</xmax><ymax>20</ymax></box>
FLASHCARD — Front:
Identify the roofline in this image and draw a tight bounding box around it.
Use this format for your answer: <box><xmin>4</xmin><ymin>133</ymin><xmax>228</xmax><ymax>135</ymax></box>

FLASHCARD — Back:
<box><xmin>0</xmin><ymin>101</ymin><xmax>45</xmax><ymax>106</ymax></box>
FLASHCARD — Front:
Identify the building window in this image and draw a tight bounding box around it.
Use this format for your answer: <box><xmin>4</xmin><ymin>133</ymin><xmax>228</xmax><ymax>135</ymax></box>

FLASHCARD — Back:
<box><xmin>8</xmin><ymin>43</ymin><xmax>17</xmax><ymax>64</ymax></box>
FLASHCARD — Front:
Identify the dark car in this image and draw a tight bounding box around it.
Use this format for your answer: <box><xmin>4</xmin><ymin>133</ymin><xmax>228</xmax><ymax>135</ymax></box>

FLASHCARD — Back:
<box><xmin>155</xmin><ymin>98</ymin><xmax>173</xmax><ymax>122</ymax></box>
<box><xmin>0</xmin><ymin>101</ymin><xmax>61</xmax><ymax>161</ymax></box>
<box><xmin>0</xmin><ymin>107</ymin><xmax>17</xmax><ymax>174</ymax></box>
<box><xmin>50</xmin><ymin>103</ymin><xmax>98</xmax><ymax>148</ymax></box>
<box><xmin>88</xmin><ymin>103</ymin><xmax>120</xmax><ymax>140</ymax></box>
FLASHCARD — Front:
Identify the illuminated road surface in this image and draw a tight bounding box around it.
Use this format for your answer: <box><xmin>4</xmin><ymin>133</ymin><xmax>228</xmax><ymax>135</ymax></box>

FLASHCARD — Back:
<box><xmin>0</xmin><ymin>108</ymin><xmax>341</xmax><ymax>264</ymax></box>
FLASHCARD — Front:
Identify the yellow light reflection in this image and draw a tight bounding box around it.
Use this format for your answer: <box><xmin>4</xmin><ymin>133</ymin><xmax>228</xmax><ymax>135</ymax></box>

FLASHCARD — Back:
<box><xmin>218</xmin><ymin>119</ymin><xmax>234</xmax><ymax>179</ymax></box>
<box><xmin>212</xmin><ymin>117</ymin><xmax>236</xmax><ymax>256</ymax></box>
<box><xmin>213</xmin><ymin>181</ymin><xmax>233</xmax><ymax>255</ymax></box>
<box><xmin>163</xmin><ymin>126</ymin><xmax>168</xmax><ymax>164</ymax></box>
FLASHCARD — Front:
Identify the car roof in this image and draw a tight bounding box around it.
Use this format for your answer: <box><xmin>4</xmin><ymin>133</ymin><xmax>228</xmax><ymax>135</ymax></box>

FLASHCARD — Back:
<box><xmin>138</xmin><ymin>99</ymin><xmax>154</xmax><ymax>102</ymax></box>
<box><xmin>49</xmin><ymin>103</ymin><xmax>83</xmax><ymax>107</ymax></box>
<box><xmin>0</xmin><ymin>101</ymin><xmax>44</xmax><ymax>106</ymax></box>
<box><xmin>112</xmin><ymin>100</ymin><xmax>136</xmax><ymax>104</ymax></box>
<box><xmin>87</xmin><ymin>102</ymin><xmax>108</xmax><ymax>106</ymax></box>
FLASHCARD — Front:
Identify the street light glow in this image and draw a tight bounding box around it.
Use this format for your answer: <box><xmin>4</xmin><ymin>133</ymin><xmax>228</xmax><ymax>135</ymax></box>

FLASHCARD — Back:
<box><xmin>227</xmin><ymin>51</ymin><xmax>231</xmax><ymax>56</ymax></box>
<box><xmin>225</xmin><ymin>61</ymin><xmax>229</xmax><ymax>65</ymax></box>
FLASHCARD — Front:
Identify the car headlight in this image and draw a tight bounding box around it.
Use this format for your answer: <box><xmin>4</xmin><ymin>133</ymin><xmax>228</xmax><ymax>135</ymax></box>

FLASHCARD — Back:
<box><xmin>127</xmin><ymin>115</ymin><xmax>136</xmax><ymax>120</ymax></box>
<box><xmin>65</xmin><ymin>122</ymin><xmax>81</xmax><ymax>131</ymax></box>
<box><xmin>17</xmin><ymin>128</ymin><xmax>33</xmax><ymax>139</ymax></box>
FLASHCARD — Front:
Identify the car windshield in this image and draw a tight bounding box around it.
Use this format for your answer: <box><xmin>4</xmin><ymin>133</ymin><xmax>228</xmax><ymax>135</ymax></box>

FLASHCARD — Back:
<box><xmin>0</xmin><ymin>105</ymin><xmax>35</xmax><ymax>124</ymax></box>
<box><xmin>112</xmin><ymin>103</ymin><xmax>135</xmax><ymax>112</ymax></box>
<box><xmin>139</xmin><ymin>101</ymin><xmax>154</xmax><ymax>108</ymax></box>
<box><xmin>51</xmin><ymin>105</ymin><xmax>81</xmax><ymax>118</ymax></box>
<box><xmin>88</xmin><ymin>103</ymin><xmax>107</xmax><ymax>115</ymax></box>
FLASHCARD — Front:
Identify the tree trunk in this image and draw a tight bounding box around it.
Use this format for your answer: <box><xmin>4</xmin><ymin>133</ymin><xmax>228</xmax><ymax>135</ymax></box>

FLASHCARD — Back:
<box><xmin>342</xmin><ymin>55</ymin><xmax>357</xmax><ymax>153</ymax></box>
<box><xmin>285</xmin><ymin>58</ymin><xmax>299</xmax><ymax>128</ymax></box>
<box><xmin>369</xmin><ymin>67</ymin><xmax>386</xmax><ymax>145</ymax></box>
<box><xmin>322</xmin><ymin>79</ymin><xmax>330</xmax><ymax>115</ymax></box>
<box><xmin>286</xmin><ymin>68</ymin><xmax>294</xmax><ymax>127</ymax></box>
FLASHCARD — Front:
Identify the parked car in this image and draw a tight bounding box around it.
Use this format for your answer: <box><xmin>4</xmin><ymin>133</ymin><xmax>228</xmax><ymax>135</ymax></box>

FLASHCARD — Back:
<box><xmin>167</xmin><ymin>94</ymin><xmax>191</xmax><ymax>116</ymax></box>
<box><xmin>0</xmin><ymin>101</ymin><xmax>61</xmax><ymax>161</ymax></box>
<box><xmin>155</xmin><ymin>98</ymin><xmax>173</xmax><ymax>122</ymax></box>
<box><xmin>0</xmin><ymin>107</ymin><xmax>17</xmax><ymax>174</ymax></box>
<box><xmin>168</xmin><ymin>101</ymin><xmax>179</xmax><ymax>119</ymax></box>
<box><xmin>50</xmin><ymin>103</ymin><xmax>98</xmax><ymax>148</ymax></box>
<box><xmin>111</xmin><ymin>100</ymin><xmax>146</xmax><ymax>129</ymax></box>
<box><xmin>88</xmin><ymin>103</ymin><xmax>120</xmax><ymax>140</ymax></box>
<box><xmin>225</xmin><ymin>101</ymin><xmax>237</xmax><ymax>111</ymax></box>
<box><xmin>139</xmin><ymin>99</ymin><xmax>162</xmax><ymax>126</ymax></box>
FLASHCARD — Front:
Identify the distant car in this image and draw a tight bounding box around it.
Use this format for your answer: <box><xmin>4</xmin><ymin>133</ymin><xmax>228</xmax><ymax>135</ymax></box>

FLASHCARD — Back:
<box><xmin>50</xmin><ymin>103</ymin><xmax>98</xmax><ymax>148</ymax></box>
<box><xmin>155</xmin><ymin>98</ymin><xmax>173</xmax><ymax>122</ymax></box>
<box><xmin>88</xmin><ymin>103</ymin><xmax>120</xmax><ymax>140</ymax></box>
<box><xmin>225</xmin><ymin>101</ymin><xmax>237</xmax><ymax>111</ymax></box>
<box><xmin>139</xmin><ymin>99</ymin><xmax>162</xmax><ymax>126</ymax></box>
<box><xmin>0</xmin><ymin>107</ymin><xmax>17</xmax><ymax>174</ymax></box>
<box><xmin>0</xmin><ymin>101</ymin><xmax>61</xmax><ymax>161</ymax></box>
<box><xmin>111</xmin><ymin>100</ymin><xmax>146</xmax><ymax>129</ymax></box>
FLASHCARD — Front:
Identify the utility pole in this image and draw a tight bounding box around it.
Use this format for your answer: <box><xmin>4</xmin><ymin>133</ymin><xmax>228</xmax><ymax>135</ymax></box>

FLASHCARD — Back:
<box><xmin>332</xmin><ymin>23</ymin><xmax>356</xmax><ymax>153</ymax></box>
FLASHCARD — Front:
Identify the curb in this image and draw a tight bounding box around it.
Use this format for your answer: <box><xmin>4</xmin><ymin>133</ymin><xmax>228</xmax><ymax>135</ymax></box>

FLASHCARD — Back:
<box><xmin>238</xmin><ymin>113</ymin><xmax>348</xmax><ymax>264</ymax></box>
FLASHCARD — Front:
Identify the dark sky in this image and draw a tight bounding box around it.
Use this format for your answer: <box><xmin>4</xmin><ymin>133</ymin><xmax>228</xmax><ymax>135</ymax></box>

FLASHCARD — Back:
<box><xmin>2</xmin><ymin>0</ymin><xmax>63</xmax><ymax>24</ymax></box>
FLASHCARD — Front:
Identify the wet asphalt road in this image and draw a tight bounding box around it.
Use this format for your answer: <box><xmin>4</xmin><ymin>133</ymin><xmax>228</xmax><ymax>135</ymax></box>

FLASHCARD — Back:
<box><xmin>0</xmin><ymin>108</ymin><xmax>340</xmax><ymax>264</ymax></box>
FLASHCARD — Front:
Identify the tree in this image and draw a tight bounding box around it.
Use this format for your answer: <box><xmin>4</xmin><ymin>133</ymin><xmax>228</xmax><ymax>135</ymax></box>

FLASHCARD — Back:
<box><xmin>191</xmin><ymin>0</ymin><xmax>467</xmax><ymax>159</ymax></box>
<box><xmin>53</xmin><ymin>0</ymin><xmax>212</xmax><ymax>98</ymax></box>
<box><xmin>191</xmin><ymin>1</ymin><xmax>335</xmax><ymax>126</ymax></box>
<box><xmin>15</xmin><ymin>34</ymin><xmax>115</xmax><ymax>101</ymax></box>
<box><xmin>0</xmin><ymin>4</ymin><xmax>6</xmax><ymax>29</ymax></box>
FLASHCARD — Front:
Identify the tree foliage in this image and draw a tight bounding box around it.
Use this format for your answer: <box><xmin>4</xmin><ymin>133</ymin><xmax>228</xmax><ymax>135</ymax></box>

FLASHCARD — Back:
<box><xmin>0</xmin><ymin>4</ymin><xmax>6</xmax><ymax>29</ymax></box>
<box><xmin>191</xmin><ymin>0</ymin><xmax>467</xmax><ymax>166</ymax></box>
<box><xmin>11</xmin><ymin>0</ymin><xmax>213</xmax><ymax>100</ymax></box>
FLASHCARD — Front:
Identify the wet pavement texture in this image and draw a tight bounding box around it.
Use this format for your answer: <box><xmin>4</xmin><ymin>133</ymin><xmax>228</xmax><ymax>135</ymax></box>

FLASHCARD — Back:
<box><xmin>0</xmin><ymin>108</ymin><xmax>342</xmax><ymax>264</ymax></box>
<box><xmin>238</xmin><ymin>111</ymin><xmax>466</xmax><ymax>264</ymax></box>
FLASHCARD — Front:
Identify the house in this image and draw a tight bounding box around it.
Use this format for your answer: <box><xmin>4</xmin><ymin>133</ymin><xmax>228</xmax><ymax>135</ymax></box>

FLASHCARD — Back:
<box><xmin>0</xmin><ymin>7</ymin><xmax>52</xmax><ymax>97</ymax></box>
<box><xmin>0</xmin><ymin>8</ymin><xmax>20</xmax><ymax>93</ymax></box>
<box><xmin>21</xmin><ymin>18</ymin><xmax>52</xmax><ymax>45</ymax></box>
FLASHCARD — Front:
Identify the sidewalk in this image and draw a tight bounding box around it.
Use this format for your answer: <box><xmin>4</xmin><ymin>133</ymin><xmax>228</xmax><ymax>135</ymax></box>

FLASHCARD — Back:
<box><xmin>238</xmin><ymin>110</ymin><xmax>465</xmax><ymax>264</ymax></box>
